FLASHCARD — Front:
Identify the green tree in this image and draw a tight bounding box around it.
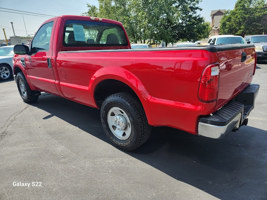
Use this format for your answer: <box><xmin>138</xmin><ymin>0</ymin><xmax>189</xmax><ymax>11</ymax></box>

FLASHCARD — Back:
<box><xmin>84</xmin><ymin>0</ymin><xmax>210</xmax><ymax>43</ymax></box>
<box><xmin>84</xmin><ymin>4</ymin><xmax>99</xmax><ymax>17</ymax></box>
<box><xmin>220</xmin><ymin>0</ymin><xmax>267</xmax><ymax>36</ymax></box>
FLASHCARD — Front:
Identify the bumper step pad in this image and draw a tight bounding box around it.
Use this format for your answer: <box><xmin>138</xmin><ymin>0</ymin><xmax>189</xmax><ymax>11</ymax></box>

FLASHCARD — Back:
<box><xmin>199</xmin><ymin>101</ymin><xmax>244</xmax><ymax>126</ymax></box>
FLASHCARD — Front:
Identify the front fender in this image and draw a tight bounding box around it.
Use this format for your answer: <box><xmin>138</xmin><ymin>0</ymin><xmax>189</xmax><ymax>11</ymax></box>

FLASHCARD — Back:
<box><xmin>13</xmin><ymin>58</ymin><xmax>38</xmax><ymax>91</ymax></box>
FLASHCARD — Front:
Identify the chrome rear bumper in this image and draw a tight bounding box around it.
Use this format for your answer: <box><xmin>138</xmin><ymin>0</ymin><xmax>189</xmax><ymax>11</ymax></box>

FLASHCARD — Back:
<box><xmin>198</xmin><ymin>113</ymin><xmax>241</xmax><ymax>139</ymax></box>
<box><xmin>198</xmin><ymin>84</ymin><xmax>259</xmax><ymax>139</ymax></box>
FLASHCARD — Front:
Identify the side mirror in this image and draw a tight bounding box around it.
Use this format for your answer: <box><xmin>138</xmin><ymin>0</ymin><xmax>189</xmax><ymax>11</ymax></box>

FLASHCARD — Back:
<box><xmin>247</xmin><ymin>41</ymin><xmax>251</xmax><ymax>44</ymax></box>
<box><xmin>14</xmin><ymin>45</ymin><xmax>30</xmax><ymax>55</ymax></box>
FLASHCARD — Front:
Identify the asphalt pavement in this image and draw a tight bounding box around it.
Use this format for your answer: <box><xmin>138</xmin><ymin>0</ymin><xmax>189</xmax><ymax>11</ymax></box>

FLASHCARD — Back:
<box><xmin>0</xmin><ymin>64</ymin><xmax>267</xmax><ymax>200</ymax></box>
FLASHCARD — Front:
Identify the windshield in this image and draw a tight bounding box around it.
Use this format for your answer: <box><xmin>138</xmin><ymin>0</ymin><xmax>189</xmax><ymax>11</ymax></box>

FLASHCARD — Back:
<box><xmin>0</xmin><ymin>46</ymin><xmax>14</xmax><ymax>56</ymax></box>
<box><xmin>216</xmin><ymin>37</ymin><xmax>245</xmax><ymax>45</ymax></box>
<box><xmin>251</xmin><ymin>36</ymin><xmax>267</xmax><ymax>43</ymax></box>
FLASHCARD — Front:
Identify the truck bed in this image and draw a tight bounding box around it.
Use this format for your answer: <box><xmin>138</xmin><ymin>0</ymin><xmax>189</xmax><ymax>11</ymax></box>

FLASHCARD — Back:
<box><xmin>55</xmin><ymin>44</ymin><xmax>256</xmax><ymax>133</ymax></box>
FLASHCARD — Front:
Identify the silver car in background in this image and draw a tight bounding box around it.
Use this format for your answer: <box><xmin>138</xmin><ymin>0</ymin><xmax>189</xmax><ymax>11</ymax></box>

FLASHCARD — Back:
<box><xmin>0</xmin><ymin>45</ymin><xmax>14</xmax><ymax>81</ymax></box>
<box><xmin>245</xmin><ymin>35</ymin><xmax>267</xmax><ymax>63</ymax></box>
<box><xmin>208</xmin><ymin>35</ymin><xmax>246</xmax><ymax>45</ymax></box>
<box><xmin>131</xmin><ymin>44</ymin><xmax>151</xmax><ymax>49</ymax></box>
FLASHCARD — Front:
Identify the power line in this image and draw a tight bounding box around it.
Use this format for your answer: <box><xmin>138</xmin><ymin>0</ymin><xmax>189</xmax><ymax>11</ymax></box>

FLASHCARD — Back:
<box><xmin>0</xmin><ymin>9</ymin><xmax>51</xmax><ymax>17</ymax></box>
<box><xmin>0</xmin><ymin>7</ymin><xmax>55</xmax><ymax>17</ymax></box>
<box><xmin>0</xmin><ymin>7</ymin><xmax>56</xmax><ymax>17</ymax></box>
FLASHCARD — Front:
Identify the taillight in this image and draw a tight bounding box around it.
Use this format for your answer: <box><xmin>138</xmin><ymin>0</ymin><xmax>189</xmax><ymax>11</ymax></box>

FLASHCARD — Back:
<box><xmin>198</xmin><ymin>64</ymin><xmax>220</xmax><ymax>102</ymax></box>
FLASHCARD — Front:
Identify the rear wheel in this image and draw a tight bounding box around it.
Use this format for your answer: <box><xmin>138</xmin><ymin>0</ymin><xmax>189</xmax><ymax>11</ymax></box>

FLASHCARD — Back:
<box><xmin>100</xmin><ymin>93</ymin><xmax>151</xmax><ymax>151</ymax></box>
<box><xmin>16</xmin><ymin>72</ymin><xmax>39</xmax><ymax>103</ymax></box>
<box><xmin>0</xmin><ymin>64</ymin><xmax>12</xmax><ymax>81</ymax></box>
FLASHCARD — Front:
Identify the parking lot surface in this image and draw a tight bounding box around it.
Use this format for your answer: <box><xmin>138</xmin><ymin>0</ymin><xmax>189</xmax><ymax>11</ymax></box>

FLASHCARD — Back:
<box><xmin>0</xmin><ymin>64</ymin><xmax>267</xmax><ymax>200</ymax></box>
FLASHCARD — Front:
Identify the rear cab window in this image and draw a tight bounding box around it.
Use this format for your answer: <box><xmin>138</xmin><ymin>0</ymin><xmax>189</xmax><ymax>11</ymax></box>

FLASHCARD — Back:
<box><xmin>63</xmin><ymin>20</ymin><xmax>128</xmax><ymax>48</ymax></box>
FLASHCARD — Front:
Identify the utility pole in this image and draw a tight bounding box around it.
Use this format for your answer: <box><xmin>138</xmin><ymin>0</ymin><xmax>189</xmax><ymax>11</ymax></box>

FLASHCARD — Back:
<box><xmin>2</xmin><ymin>28</ymin><xmax>9</xmax><ymax>45</ymax></box>
<box><xmin>22</xmin><ymin>16</ymin><xmax>28</xmax><ymax>36</ymax></box>
<box><xmin>10</xmin><ymin>22</ymin><xmax>16</xmax><ymax>36</ymax></box>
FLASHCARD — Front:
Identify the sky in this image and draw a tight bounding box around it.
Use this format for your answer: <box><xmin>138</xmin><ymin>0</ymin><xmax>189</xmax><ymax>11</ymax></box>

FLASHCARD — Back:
<box><xmin>0</xmin><ymin>0</ymin><xmax>237</xmax><ymax>40</ymax></box>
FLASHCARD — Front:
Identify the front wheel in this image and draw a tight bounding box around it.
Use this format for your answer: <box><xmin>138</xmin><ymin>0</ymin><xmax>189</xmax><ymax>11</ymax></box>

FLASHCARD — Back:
<box><xmin>16</xmin><ymin>72</ymin><xmax>39</xmax><ymax>103</ymax></box>
<box><xmin>100</xmin><ymin>93</ymin><xmax>151</xmax><ymax>151</ymax></box>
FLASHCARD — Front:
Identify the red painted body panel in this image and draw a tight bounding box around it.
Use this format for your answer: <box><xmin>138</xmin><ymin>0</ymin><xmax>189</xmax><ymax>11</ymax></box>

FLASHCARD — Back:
<box><xmin>215</xmin><ymin>48</ymin><xmax>255</xmax><ymax>110</ymax></box>
<box><xmin>13</xmin><ymin>15</ymin><xmax>256</xmax><ymax>135</ymax></box>
<box><xmin>56</xmin><ymin>49</ymin><xmax>217</xmax><ymax>134</ymax></box>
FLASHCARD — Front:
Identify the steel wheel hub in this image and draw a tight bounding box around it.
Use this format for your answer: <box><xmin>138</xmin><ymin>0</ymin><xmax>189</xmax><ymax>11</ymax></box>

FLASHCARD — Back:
<box><xmin>107</xmin><ymin>107</ymin><xmax>131</xmax><ymax>140</ymax></box>
<box><xmin>114</xmin><ymin>115</ymin><xmax>127</xmax><ymax>130</ymax></box>
<box><xmin>19</xmin><ymin>80</ymin><xmax>27</xmax><ymax>98</ymax></box>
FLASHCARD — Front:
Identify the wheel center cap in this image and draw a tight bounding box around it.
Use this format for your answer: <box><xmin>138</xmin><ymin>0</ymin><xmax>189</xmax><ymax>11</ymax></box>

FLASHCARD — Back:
<box><xmin>114</xmin><ymin>115</ymin><xmax>127</xmax><ymax>130</ymax></box>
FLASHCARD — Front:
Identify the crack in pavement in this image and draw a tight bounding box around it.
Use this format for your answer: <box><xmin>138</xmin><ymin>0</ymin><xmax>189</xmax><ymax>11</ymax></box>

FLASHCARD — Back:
<box><xmin>0</xmin><ymin>105</ymin><xmax>29</xmax><ymax>141</ymax></box>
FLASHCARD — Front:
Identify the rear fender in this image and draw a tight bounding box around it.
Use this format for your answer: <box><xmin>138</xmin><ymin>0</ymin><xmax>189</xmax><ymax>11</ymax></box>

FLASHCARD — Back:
<box><xmin>89</xmin><ymin>67</ymin><xmax>151</xmax><ymax>116</ymax></box>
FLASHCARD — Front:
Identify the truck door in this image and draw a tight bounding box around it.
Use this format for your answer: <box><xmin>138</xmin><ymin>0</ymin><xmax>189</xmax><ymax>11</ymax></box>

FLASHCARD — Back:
<box><xmin>26</xmin><ymin>21</ymin><xmax>59</xmax><ymax>95</ymax></box>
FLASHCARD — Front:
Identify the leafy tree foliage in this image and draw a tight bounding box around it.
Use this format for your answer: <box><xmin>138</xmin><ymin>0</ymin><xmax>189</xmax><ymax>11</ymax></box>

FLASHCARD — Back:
<box><xmin>220</xmin><ymin>0</ymin><xmax>267</xmax><ymax>36</ymax></box>
<box><xmin>84</xmin><ymin>0</ymin><xmax>209</xmax><ymax>43</ymax></box>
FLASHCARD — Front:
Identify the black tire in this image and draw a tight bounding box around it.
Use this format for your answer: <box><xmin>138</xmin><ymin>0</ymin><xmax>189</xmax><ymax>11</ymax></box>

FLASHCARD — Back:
<box><xmin>100</xmin><ymin>93</ymin><xmax>151</xmax><ymax>151</ymax></box>
<box><xmin>0</xmin><ymin>64</ymin><xmax>12</xmax><ymax>81</ymax></box>
<box><xmin>16</xmin><ymin>72</ymin><xmax>39</xmax><ymax>104</ymax></box>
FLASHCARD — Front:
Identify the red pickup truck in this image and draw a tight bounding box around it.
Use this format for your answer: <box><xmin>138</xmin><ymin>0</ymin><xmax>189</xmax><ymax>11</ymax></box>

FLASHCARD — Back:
<box><xmin>13</xmin><ymin>15</ymin><xmax>259</xmax><ymax>151</ymax></box>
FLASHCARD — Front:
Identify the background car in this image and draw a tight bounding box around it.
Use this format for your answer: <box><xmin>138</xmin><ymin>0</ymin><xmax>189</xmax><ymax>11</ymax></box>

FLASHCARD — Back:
<box><xmin>0</xmin><ymin>45</ymin><xmax>14</xmax><ymax>81</ymax></box>
<box><xmin>176</xmin><ymin>42</ymin><xmax>197</xmax><ymax>47</ymax></box>
<box><xmin>245</xmin><ymin>35</ymin><xmax>267</xmax><ymax>63</ymax></box>
<box><xmin>131</xmin><ymin>44</ymin><xmax>151</xmax><ymax>49</ymax></box>
<box><xmin>208</xmin><ymin>35</ymin><xmax>246</xmax><ymax>45</ymax></box>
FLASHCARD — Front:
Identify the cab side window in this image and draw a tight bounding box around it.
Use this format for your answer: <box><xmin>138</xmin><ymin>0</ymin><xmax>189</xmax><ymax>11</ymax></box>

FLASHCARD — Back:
<box><xmin>31</xmin><ymin>21</ymin><xmax>54</xmax><ymax>52</ymax></box>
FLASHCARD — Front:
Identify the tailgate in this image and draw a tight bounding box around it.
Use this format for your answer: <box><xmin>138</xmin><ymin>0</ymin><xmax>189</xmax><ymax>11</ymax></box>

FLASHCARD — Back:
<box><xmin>215</xmin><ymin>45</ymin><xmax>256</xmax><ymax>110</ymax></box>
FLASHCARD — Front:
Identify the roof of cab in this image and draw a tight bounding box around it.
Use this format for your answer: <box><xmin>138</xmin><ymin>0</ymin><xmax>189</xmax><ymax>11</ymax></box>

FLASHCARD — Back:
<box><xmin>42</xmin><ymin>15</ymin><xmax>123</xmax><ymax>26</ymax></box>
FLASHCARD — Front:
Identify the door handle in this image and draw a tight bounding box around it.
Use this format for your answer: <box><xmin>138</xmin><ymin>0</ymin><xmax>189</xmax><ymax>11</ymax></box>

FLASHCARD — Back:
<box><xmin>47</xmin><ymin>58</ymin><xmax>52</xmax><ymax>68</ymax></box>
<box><xmin>241</xmin><ymin>52</ymin><xmax>247</xmax><ymax>62</ymax></box>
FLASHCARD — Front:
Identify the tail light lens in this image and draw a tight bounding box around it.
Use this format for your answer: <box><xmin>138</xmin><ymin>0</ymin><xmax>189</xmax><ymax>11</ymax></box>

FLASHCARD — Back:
<box><xmin>198</xmin><ymin>64</ymin><xmax>220</xmax><ymax>102</ymax></box>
